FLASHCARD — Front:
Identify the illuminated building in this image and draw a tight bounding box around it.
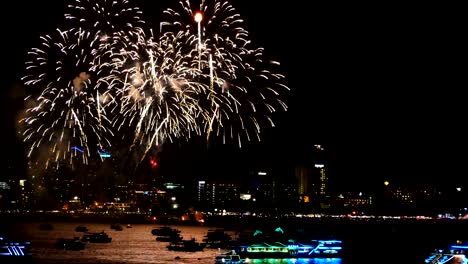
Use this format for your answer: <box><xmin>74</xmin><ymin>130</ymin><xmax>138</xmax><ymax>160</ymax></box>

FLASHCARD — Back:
<box><xmin>199</xmin><ymin>181</ymin><xmax>240</xmax><ymax>212</ymax></box>
<box><xmin>331</xmin><ymin>192</ymin><xmax>373</xmax><ymax>214</ymax></box>
<box><xmin>295</xmin><ymin>144</ymin><xmax>329</xmax><ymax>202</ymax></box>
<box><xmin>295</xmin><ymin>167</ymin><xmax>311</xmax><ymax>199</ymax></box>
<box><xmin>197</xmin><ymin>181</ymin><xmax>206</xmax><ymax>206</ymax></box>
<box><xmin>314</xmin><ymin>163</ymin><xmax>327</xmax><ymax>196</ymax></box>
<box><xmin>312</xmin><ymin>144</ymin><xmax>328</xmax><ymax>197</ymax></box>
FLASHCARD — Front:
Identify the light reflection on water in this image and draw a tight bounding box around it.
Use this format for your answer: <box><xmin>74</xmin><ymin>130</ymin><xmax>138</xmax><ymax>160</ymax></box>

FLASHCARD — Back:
<box><xmin>248</xmin><ymin>258</ymin><xmax>342</xmax><ymax>264</ymax></box>
<box><xmin>15</xmin><ymin>222</ymin><xmax>343</xmax><ymax>264</ymax></box>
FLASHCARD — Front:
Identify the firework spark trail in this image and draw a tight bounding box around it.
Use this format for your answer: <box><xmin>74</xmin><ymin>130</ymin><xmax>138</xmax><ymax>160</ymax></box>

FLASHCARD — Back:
<box><xmin>64</xmin><ymin>0</ymin><xmax>145</xmax><ymax>40</ymax></box>
<box><xmin>103</xmin><ymin>29</ymin><xmax>211</xmax><ymax>164</ymax></box>
<box><xmin>20</xmin><ymin>0</ymin><xmax>289</xmax><ymax>168</ymax></box>
<box><xmin>63</xmin><ymin>0</ymin><xmax>209</xmax><ymax>164</ymax></box>
<box><xmin>64</xmin><ymin>0</ymin><xmax>149</xmax><ymax>110</ymax></box>
<box><xmin>159</xmin><ymin>0</ymin><xmax>289</xmax><ymax>147</ymax></box>
<box><xmin>20</xmin><ymin>28</ymin><xmax>114</xmax><ymax>168</ymax></box>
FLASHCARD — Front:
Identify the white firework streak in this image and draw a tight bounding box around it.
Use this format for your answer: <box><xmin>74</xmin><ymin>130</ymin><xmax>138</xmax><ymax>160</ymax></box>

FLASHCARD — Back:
<box><xmin>20</xmin><ymin>28</ymin><xmax>113</xmax><ymax>167</ymax></box>
<box><xmin>160</xmin><ymin>0</ymin><xmax>290</xmax><ymax>147</ymax></box>
<box><xmin>20</xmin><ymin>0</ymin><xmax>290</xmax><ymax>169</ymax></box>
<box><xmin>102</xmin><ymin>29</ymin><xmax>208</xmax><ymax>163</ymax></box>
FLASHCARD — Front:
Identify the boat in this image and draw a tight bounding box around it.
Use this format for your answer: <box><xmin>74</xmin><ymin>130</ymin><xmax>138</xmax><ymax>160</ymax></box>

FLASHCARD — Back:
<box><xmin>151</xmin><ymin>226</ymin><xmax>181</xmax><ymax>236</ymax></box>
<box><xmin>203</xmin><ymin>229</ymin><xmax>233</xmax><ymax>249</ymax></box>
<box><xmin>215</xmin><ymin>251</ymin><xmax>247</xmax><ymax>264</ymax></box>
<box><xmin>230</xmin><ymin>239</ymin><xmax>343</xmax><ymax>259</ymax></box>
<box><xmin>110</xmin><ymin>223</ymin><xmax>123</xmax><ymax>231</ymax></box>
<box><xmin>0</xmin><ymin>236</ymin><xmax>32</xmax><ymax>259</ymax></box>
<box><xmin>167</xmin><ymin>238</ymin><xmax>205</xmax><ymax>252</ymax></box>
<box><xmin>81</xmin><ymin>231</ymin><xmax>112</xmax><ymax>243</ymax></box>
<box><xmin>156</xmin><ymin>233</ymin><xmax>183</xmax><ymax>242</ymax></box>
<box><xmin>425</xmin><ymin>241</ymin><xmax>468</xmax><ymax>264</ymax></box>
<box><xmin>56</xmin><ymin>237</ymin><xmax>86</xmax><ymax>250</ymax></box>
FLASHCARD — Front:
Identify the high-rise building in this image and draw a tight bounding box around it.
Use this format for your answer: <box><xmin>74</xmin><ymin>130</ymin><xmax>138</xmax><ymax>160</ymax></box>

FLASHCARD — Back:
<box><xmin>295</xmin><ymin>166</ymin><xmax>311</xmax><ymax>197</ymax></box>
<box><xmin>196</xmin><ymin>180</ymin><xmax>240</xmax><ymax>212</ymax></box>
<box><xmin>311</xmin><ymin>144</ymin><xmax>328</xmax><ymax>197</ymax></box>
<box><xmin>295</xmin><ymin>144</ymin><xmax>329</xmax><ymax>208</ymax></box>
<box><xmin>314</xmin><ymin>163</ymin><xmax>327</xmax><ymax>196</ymax></box>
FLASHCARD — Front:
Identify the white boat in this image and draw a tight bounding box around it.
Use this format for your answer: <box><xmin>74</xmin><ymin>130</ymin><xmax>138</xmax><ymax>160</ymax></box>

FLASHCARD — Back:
<box><xmin>0</xmin><ymin>236</ymin><xmax>32</xmax><ymax>259</ymax></box>
<box><xmin>215</xmin><ymin>251</ymin><xmax>246</xmax><ymax>264</ymax></box>
<box><xmin>425</xmin><ymin>242</ymin><xmax>468</xmax><ymax>264</ymax></box>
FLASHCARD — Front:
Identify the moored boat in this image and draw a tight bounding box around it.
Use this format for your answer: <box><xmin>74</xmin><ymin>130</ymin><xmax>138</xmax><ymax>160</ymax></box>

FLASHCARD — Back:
<box><xmin>56</xmin><ymin>237</ymin><xmax>86</xmax><ymax>250</ymax></box>
<box><xmin>156</xmin><ymin>233</ymin><xmax>183</xmax><ymax>242</ymax></box>
<box><xmin>425</xmin><ymin>241</ymin><xmax>468</xmax><ymax>264</ymax></box>
<box><xmin>110</xmin><ymin>223</ymin><xmax>123</xmax><ymax>231</ymax></box>
<box><xmin>203</xmin><ymin>229</ymin><xmax>233</xmax><ymax>249</ymax></box>
<box><xmin>231</xmin><ymin>239</ymin><xmax>342</xmax><ymax>259</ymax></box>
<box><xmin>167</xmin><ymin>238</ymin><xmax>205</xmax><ymax>252</ymax></box>
<box><xmin>75</xmin><ymin>225</ymin><xmax>88</xmax><ymax>232</ymax></box>
<box><xmin>215</xmin><ymin>251</ymin><xmax>247</xmax><ymax>264</ymax></box>
<box><xmin>151</xmin><ymin>226</ymin><xmax>181</xmax><ymax>236</ymax></box>
<box><xmin>0</xmin><ymin>236</ymin><xmax>32</xmax><ymax>259</ymax></box>
<box><xmin>81</xmin><ymin>231</ymin><xmax>112</xmax><ymax>243</ymax></box>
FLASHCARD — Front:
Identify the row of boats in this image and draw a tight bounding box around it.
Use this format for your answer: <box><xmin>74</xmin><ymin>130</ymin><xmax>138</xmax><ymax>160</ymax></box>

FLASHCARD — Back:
<box><xmin>55</xmin><ymin>231</ymin><xmax>113</xmax><ymax>250</ymax></box>
<box><xmin>152</xmin><ymin>226</ymin><xmax>210</xmax><ymax>252</ymax></box>
<box><xmin>55</xmin><ymin>224</ymin><xmax>131</xmax><ymax>250</ymax></box>
<box><xmin>2</xmin><ymin>224</ymin><xmax>344</xmax><ymax>261</ymax></box>
<box><xmin>151</xmin><ymin>226</ymin><xmax>343</xmax><ymax>260</ymax></box>
<box><xmin>0</xmin><ymin>225</ymin><xmax>168</xmax><ymax>259</ymax></box>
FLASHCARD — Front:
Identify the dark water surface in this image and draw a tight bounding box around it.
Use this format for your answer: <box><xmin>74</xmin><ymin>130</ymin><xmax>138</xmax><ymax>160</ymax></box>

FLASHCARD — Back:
<box><xmin>3</xmin><ymin>217</ymin><xmax>468</xmax><ymax>264</ymax></box>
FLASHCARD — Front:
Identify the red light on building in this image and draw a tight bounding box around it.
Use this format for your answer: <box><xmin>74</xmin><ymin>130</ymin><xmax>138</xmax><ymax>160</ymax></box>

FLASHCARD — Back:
<box><xmin>150</xmin><ymin>157</ymin><xmax>158</xmax><ymax>168</ymax></box>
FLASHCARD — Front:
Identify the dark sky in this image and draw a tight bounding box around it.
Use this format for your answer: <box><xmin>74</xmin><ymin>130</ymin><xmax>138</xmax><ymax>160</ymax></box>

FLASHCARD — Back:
<box><xmin>2</xmin><ymin>1</ymin><xmax>467</xmax><ymax>190</ymax></box>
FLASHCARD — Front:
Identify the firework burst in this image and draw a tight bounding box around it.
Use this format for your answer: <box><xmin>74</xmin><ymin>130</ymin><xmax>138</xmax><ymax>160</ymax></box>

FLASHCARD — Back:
<box><xmin>64</xmin><ymin>0</ymin><xmax>145</xmax><ymax>38</ymax></box>
<box><xmin>160</xmin><ymin>0</ymin><xmax>289</xmax><ymax>147</ymax></box>
<box><xmin>20</xmin><ymin>28</ymin><xmax>113</xmax><ymax>168</ymax></box>
<box><xmin>64</xmin><ymin>0</ymin><xmax>147</xmax><ymax>83</ymax></box>
<box><xmin>20</xmin><ymin>0</ymin><xmax>290</xmax><ymax>168</ymax></box>
<box><xmin>103</xmin><ymin>30</ymin><xmax>210</xmax><ymax>163</ymax></box>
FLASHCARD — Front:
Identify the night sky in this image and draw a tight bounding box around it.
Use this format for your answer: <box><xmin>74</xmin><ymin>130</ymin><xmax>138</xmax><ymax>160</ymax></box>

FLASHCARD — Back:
<box><xmin>1</xmin><ymin>1</ymin><xmax>466</xmax><ymax>191</ymax></box>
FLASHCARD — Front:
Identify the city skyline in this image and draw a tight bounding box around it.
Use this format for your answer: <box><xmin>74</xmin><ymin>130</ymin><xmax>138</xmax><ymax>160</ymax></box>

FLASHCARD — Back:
<box><xmin>1</xmin><ymin>1</ymin><xmax>467</xmax><ymax>190</ymax></box>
